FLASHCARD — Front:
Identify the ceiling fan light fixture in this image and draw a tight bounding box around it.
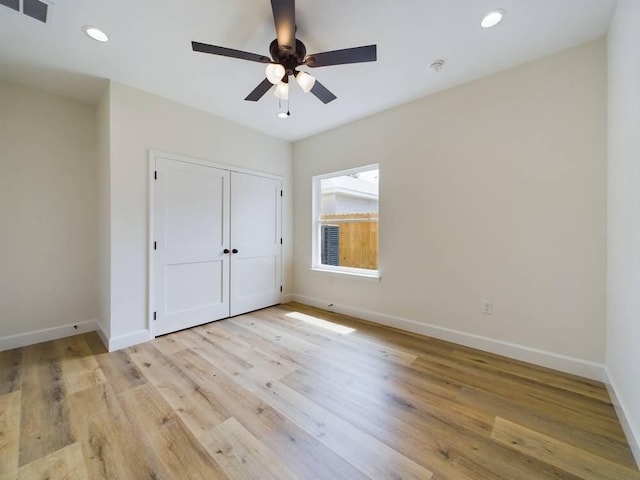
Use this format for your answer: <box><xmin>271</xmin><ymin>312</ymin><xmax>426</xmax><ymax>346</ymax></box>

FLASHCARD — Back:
<box><xmin>274</xmin><ymin>81</ymin><xmax>289</xmax><ymax>100</ymax></box>
<box><xmin>481</xmin><ymin>9</ymin><xmax>506</xmax><ymax>28</ymax></box>
<box><xmin>191</xmin><ymin>1</ymin><xmax>377</xmax><ymax>105</ymax></box>
<box><xmin>82</xmin><ymin>25</ymin><xmax>109</xmax><ymax>43</ymax></box>
<box><xmin>295</xmin><ymin>71</ymin><xmax>316</xmax><ymax>93</ymax></box>
<box><xmin>265</xmin><ymin>63</ymin><xmax>286</xmax><ymax>84</ymax></box>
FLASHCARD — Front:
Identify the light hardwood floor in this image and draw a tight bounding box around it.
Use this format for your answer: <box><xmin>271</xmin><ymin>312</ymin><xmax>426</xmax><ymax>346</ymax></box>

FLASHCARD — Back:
<box><xmin>0</xmin><ymin>302</ymin><xmax>638</xmax><ymax>479</ymax></box>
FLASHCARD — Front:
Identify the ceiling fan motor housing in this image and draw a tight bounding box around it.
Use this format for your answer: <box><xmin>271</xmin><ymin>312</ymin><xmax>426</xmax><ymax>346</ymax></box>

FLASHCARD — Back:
<box><xmin>269</xmin><ymin>38</ymin><xmax>307</xmax><ymax>77</ymax></box>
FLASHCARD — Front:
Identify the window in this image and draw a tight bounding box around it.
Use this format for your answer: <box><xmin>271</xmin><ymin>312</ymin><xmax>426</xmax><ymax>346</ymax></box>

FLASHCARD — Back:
<box><xmin>313</xmin><ymin>165</ymin><xmax>379</xmax><ymax>277</ymax></box>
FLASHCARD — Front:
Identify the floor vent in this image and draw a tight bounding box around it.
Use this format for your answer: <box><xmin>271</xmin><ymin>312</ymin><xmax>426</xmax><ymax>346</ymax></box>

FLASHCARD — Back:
<box><xmin>1</xmin><ymin>0</ymin><xmax>49</xmax><ymax>23</ymax></box>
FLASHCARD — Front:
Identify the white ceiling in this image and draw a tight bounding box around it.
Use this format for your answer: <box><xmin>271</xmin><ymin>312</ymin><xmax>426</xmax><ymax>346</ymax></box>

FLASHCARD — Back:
<box><xmin>0</xmin><ymin>0</ymin><xmax>616</xmax><ymax>141</ymax></box>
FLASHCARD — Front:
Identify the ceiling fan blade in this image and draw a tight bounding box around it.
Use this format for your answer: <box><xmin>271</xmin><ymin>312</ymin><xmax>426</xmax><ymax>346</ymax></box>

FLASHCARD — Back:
<box><xmin>192</xmin><ymin>41</ymin><xmax>271</xmax><ymax>63</ymax></box>
<box><xmin>310</xmin><ymin>80</ymin><xmax>337</xmax><ymax>104</ymax></box>
<box><xmin>271</xmin><ymin>0</ymin><xmax>296</xmax><ymax>54</ymax></box>
<box><xmin>245</xmin><ymin>78</ymin><xmax>274</xmax><ymax>102</ymax></box>
<box><xmin>306</xmin><ymin>45</ymin><xmax>377</xmax><ymax>68</ymax></box>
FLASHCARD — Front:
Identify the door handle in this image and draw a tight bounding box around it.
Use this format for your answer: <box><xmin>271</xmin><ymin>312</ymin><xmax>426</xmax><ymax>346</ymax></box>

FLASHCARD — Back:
<box><xmin>223</xmin><ymin>249</ymin><xmax>230</xmax><ymax>254</ymax></box>
<box><xmin>232</xmin><ymin>249</ymin><xmax>238</xmax><ymax>254</ymax></box>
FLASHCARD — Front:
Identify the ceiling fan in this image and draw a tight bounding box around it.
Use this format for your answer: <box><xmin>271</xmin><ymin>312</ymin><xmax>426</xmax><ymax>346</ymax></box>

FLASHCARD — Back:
<box><xmin>191</xmin><ymin>0</ymin><xmax>377</xmax><ymax>105</ymax></box>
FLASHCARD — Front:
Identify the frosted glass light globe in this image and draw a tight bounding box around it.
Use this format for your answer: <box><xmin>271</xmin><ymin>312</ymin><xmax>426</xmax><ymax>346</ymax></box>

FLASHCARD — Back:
<box><xmin>265</xmin><ymin>64</ymin><xmax>286</xmax><ymax>84</ymax></box>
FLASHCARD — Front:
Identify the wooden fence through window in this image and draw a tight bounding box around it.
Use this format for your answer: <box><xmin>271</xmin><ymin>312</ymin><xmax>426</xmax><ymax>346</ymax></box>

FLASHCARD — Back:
<box><xmin>321</xmin><ymin>213</ymin><xmax>378</xmax><ymax>270</ymax></box>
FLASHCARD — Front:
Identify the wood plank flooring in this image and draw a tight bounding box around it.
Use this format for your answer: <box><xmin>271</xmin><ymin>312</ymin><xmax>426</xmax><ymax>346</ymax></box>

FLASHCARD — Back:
<box><xmin>0</xmin><ymin>302</ymin><xmax>638</xmax><ymax>479</ymax></box>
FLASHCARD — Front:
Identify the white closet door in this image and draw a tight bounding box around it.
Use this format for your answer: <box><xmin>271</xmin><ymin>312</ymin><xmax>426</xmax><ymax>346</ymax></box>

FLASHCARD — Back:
<box><xmin>230</xmin><ymin>172</ymin><xmax>282</xmax><ymax>316</ymax></box>
<box><xmin>154</xmin><ymin>158</ymin><xmax>230</xmax><ymax>335</ymax></box>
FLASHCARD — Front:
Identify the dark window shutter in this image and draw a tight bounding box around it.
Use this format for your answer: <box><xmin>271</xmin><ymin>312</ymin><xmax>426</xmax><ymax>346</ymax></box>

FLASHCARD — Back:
<box><xmin>321</xmin><ymin>225</ymin><xmax>340</xmax><ymax>266</ymax></box>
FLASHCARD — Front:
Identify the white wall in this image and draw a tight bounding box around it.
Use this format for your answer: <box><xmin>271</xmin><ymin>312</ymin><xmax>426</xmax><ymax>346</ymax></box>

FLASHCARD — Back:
<box><xmin>96</xmin><ymin>86</ymin><xmax>111</xmax><ymax>338</ymax></box>
<box><xmin>606</xmin><ymin>0</ymin><xmax>640</xmax><ymax>464</ymax></box>
<box><xmin>105</xmin><ymin>82</ymin><xmax>293</xmax><ymax>345</ymax></box>
<box><xmin>0</xmin><ymin>81</ymin><xmax>98</xmax><ymax>348</ymax></box>
<box><xmin>293</xmin><ymin>39</ymin><xmax>607</xmax><ymax>378</ymax></box>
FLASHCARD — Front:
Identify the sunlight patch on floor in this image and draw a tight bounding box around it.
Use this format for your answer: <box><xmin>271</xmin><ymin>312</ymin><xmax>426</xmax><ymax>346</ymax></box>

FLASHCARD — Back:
<box><xmin>285</xmin><ymin>311</ymin><xmax>356</xmax><ymax>335</ymax></box>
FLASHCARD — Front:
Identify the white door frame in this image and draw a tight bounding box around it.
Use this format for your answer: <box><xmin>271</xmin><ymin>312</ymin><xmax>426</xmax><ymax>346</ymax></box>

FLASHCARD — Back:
<box><xmin>148</xmin><ymin>150</ymin><xmax>283</xmax><ymax>338</ymax></box>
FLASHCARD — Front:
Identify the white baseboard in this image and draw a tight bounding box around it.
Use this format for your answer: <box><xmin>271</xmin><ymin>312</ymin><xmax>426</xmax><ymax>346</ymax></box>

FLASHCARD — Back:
<box><xmin>105</xmin><ymin>329</ymin><xmax>153</xmax><ymax>352</ymax></box>
<box><xmin>604</xmin><ymin>367</ymin><xmax>640</xmax><ymax>468</ymax></box>
<box><xmin>291</xmin><ymin>294</ymin><xmax>605</xmax><ymax>381</ymax></box>
<box><xmin>0</xmin><ymin>319</ymin><xmax>98</xmax><ymax>352</ymax></box>
<box><xmin>95</xmin><ymin>326</ymin><xmax>110</xmax><ymax>351</ymax></box>
<box><xmin>281</xmin><ymin>293</ymin><xmax>295</xmax><ymax>304</ymax></box>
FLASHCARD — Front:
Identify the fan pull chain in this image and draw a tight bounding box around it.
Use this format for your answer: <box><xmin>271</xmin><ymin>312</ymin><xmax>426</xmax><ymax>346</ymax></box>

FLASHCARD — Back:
<box><xmin>277</xmin><ymin>97</ymin><xmax>291</xmax><ymax>118</ymax></box>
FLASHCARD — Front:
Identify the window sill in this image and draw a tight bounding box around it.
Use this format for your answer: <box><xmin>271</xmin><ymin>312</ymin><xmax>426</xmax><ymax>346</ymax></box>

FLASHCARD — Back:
<box><xmin>311</xmin><ymin>267</ymin><xmax>381</xmax><ymax>281</ymax></box>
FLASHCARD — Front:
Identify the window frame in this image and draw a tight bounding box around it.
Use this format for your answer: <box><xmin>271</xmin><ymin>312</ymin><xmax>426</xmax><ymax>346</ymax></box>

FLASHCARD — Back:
<box><xmin>311</xmin><ymin>164</ymin><xmax>380</xmax><ymax>278</ymax></box>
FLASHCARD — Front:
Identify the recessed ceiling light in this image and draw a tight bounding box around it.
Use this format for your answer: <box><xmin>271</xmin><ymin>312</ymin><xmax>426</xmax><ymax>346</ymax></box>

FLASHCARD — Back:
<box><xmin>83</xmin><ymin>25</ymin><xmax>109</xmax><ymax>43</ymax></box>
<box><xmin>481</xmin><ymin>9</ymin><xmax>506</xmax><ymax>28</ymax></box>
<box><xmin>277</xmin><ymin>112</ymin><xmax>289</xmax><ymax>119</ymax></box>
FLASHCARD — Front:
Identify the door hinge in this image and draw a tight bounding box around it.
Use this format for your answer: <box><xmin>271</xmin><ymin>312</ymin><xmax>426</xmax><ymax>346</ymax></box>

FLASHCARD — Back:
<box><xmin>280</xmin><ymin>190</ymin><xmax>283</xmax><ymax>197</ymax></box>
<box><xmin>280</xmin><ymin>238</ymin><xmax>283</xmax><ymax>245</ymax></box>
<box><xmin>154</xmin><ymin>241</ymin><xmax>157</xmax><ymax>250</ymax></box>
<box><xmin>280</xmin><ymin>286</ymin><xmax>283</xmax><ymax>292</ymax></box>
<box><xmin>154</xmin><ymin>171</ymin><xmax>157</xmax><ymax>180</ymax></box>
<box><xmin>153</xmin><ymin>311</ymin><xmax>157</xmax><ymax>321</ymax></box>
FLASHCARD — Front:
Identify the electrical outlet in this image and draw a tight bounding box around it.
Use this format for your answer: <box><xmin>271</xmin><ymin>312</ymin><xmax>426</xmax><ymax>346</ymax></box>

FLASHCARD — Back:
<box><xmin>482</xmin><ymin>300</ymin><xmax>493</xmax><ymax>315</ymax></box>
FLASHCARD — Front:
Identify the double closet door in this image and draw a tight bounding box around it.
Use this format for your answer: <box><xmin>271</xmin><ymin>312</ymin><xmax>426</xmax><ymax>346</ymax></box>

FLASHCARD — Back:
<box><xmin>153</xmin><ymin>156</ymin><xmax>282</xmax><ymax>336</ymax></box>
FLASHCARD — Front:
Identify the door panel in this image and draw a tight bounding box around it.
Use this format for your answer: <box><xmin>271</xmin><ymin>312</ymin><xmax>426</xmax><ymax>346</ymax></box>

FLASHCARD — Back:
<box><xmin>164</xmin><ymin>261</ymin><xmax>224</xmax><ymax>313</ymax></box>
<box><xmin>154</xmin><ymin>158</ymin><xmax>230</xmax><ymax>335</ymax></box>
<box><xmin>164</xmin><ymin>167</ymin><xmax>225</xmax><ymax>248</ymax></box>
<box><xmin>234</xmin><ymin>256</ymin><xmax>277</xmax><ymax>297</ymax></box>
<box><xmin>230</xmin><ymin>172</ymin><xmax>282</xmax><ymax>316</ymax></box>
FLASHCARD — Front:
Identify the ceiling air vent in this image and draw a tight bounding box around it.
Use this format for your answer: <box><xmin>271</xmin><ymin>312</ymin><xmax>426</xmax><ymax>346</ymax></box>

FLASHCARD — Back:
<box><xmin>0</xmin><ymin>0</ymin><xmax>49</xmax><ymax>23</ymax></box>
<box><xmin>0</xmin><ymin>0</ymin><xmax>19</xmax><ymax>12</ymax></box>
<box><xmin>23</xmin><ymin>0</ymin><xmax>48</xmax><ymax>23</ymax></box>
